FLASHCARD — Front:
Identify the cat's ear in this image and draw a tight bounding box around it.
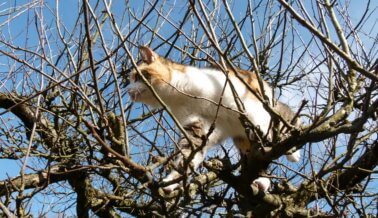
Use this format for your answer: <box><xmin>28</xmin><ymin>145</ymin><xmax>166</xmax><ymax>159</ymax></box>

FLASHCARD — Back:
<box><xmin>139</xmin><ymin>46</ymin><xmax>159</xmax><ymax>64</ymax></box>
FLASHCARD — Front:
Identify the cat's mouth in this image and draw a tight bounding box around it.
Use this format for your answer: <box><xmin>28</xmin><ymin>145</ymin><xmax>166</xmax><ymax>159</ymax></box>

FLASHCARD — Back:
<box><xmin>127</xmin><ymin>88</ymin><xmax>145</xmax><ymax>101</ymax></box>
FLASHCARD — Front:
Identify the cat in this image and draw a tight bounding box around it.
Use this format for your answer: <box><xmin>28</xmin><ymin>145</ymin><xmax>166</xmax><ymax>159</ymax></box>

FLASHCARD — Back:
<box><xmin>127</xmin><ymin>46</ymin><xmax>300</xmax><ymax>192</ymax></box>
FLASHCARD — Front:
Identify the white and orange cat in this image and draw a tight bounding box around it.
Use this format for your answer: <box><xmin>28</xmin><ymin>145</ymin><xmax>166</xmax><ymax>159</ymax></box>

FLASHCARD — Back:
<box><xmin>128</xmin><ymin>46</ymin><xmax>300</xmax><ymax>192</ymax></box>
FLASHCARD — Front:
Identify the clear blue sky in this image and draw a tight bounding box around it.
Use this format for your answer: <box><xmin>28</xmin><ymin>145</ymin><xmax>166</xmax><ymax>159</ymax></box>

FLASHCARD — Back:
<box><xmin>0</xmin><ymin>0</ymin><xmax>376</xmax><ymax>216</ymax></box>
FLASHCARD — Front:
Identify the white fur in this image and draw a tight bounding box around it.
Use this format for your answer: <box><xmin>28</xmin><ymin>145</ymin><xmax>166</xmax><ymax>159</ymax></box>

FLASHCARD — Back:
<box><xmin>129</xmin><ymin>62</ymin><xmax>300</xmax><ymax>192</ymax></box>
<box><xmin>286</xmin><ymin>149</ymin><xmax>301</xmax><ymax>162</ymax></box>
<box><xmin>252</xmin><ymin>177</ymin><xmax>271</xmax><ymax>192</ymax></box>
<box><xmin>162</xmin><ymin>171</ymin><xmax>180</xmax><ymax>192</ymax></box>
<box><xmin>167</xmin><ymin>67</ymin><xmax>273</xmax><ymax>138</ymax></box>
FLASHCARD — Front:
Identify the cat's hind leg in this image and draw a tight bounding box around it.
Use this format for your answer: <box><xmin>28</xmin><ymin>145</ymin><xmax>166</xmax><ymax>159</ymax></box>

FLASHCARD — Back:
<box><xmin>161</xmin><ymin>118</ymin><xmax>217</xmax><ymax>193</ymax></box>
<box><xmin>286</xmin><ymin>149</ymin><xmax>301</xmax><ymax>162</ymax></box>
<box><xmin>234</xmin><ymin>136</ymin><xmax>273</xmax><ymax>192</ymax></box>
<box><xmin>252</xmin><ymin>177</ymin><xmax>271</xmax><ymax>192</ymax></box>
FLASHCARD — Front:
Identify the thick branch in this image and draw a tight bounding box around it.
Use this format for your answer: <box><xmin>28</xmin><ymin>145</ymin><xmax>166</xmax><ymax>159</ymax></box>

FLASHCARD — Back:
<box><xmin>266</xmin><ymin>98</ymin><xmax>378</xmax><ymax>161</ymax></box>
<box><xmin>0</xmin><ymin>93</ymin><xmax>35</xmax><ymax>132</ymax></box>
<box><xmin>295</xmin><ymin>141</ymin><xmax>378</xmax><ymax>205</ymax></box>
<box><xmin>328</xmin><ymin>140</ymin><xmax>378</xmax><ymax>193</ymax></box>
<box><xmin>0</xmin><ymin>167</ymin><xmax>80</xmax><ymax>197</ymax></box>
<box><xmin>0</xmin><ymin>93</ymin><xmax>58</xmax><ymax>148</ymax></box>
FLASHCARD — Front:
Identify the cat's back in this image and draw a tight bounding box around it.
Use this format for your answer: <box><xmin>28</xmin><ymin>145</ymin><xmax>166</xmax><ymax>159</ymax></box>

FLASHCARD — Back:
<box><xmin>175</xmin><ymin>66</ymin><xmax>237</xmax><ymax>97</ymax></box>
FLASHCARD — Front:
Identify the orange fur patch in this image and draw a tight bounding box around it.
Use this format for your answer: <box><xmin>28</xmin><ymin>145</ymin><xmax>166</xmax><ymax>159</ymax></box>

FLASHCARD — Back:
<box><xmin>209</xmin><ymin>63</ymin><xmax>264</xmax><ymax>99</ymax></box>
<box><xmin>233</xmin><ymin>137</ymin><xmax>252</xmax><ymax>154</ymax></box>
<box><xmin>133</xmin><ymin>56</ymin><xmax>187</xmax><ymax>85</ymax></box>
<box><xmin>233</xmin><ymin>69</ymin><xmax>262</xmax><ymax>97</ymax></box>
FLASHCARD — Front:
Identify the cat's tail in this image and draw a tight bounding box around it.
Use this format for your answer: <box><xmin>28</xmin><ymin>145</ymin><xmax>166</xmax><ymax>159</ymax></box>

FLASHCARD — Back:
<box><xmin>286</xmin><ymin>149</ymin><xmax>301</xmax><ymax>162</ymax></box>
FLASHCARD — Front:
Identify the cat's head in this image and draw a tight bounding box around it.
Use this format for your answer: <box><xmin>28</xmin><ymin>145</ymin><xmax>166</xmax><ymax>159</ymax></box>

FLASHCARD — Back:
<box><xmin>127</xmin><ymin>46</ymin><xmax>176</xmax><ymax>106</ymax></box>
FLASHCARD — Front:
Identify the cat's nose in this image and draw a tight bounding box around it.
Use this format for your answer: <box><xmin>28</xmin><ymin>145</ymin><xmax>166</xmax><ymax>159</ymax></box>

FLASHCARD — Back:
<box><xmin>127</xmin><ymin>88</ymin><xmax>138</xmax><ymax>101</ymax></box>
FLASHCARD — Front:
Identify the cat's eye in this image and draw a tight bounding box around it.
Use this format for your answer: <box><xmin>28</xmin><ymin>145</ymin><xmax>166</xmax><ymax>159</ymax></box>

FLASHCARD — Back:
<box><xmin>141</xmin><ymin>70</ymin><xmax>151</xmax><ymax>80</ymax></box>
<box><xmin>134</xmin><ymin>70</ymin><xmax>151</xmax><ymax>82</ymax></box>
<box><xmin>134</xmin><ymin>73</ymin><xmax>142</xmax><ymax>82</ymax></box>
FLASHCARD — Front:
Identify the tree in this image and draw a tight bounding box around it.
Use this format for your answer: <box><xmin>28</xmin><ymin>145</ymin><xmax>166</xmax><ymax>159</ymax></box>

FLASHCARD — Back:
<box><xmin>0</xmin><ymin>0</ymin><xmax>377</xmax><ymax>217</ymax></box>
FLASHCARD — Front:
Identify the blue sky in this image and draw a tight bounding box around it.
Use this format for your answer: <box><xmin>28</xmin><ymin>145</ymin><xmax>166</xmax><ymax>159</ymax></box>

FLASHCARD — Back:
<box><xmin>0</xmin><ymin>0</ymin><xmax>377</xmax><ymax>216</ymax></box>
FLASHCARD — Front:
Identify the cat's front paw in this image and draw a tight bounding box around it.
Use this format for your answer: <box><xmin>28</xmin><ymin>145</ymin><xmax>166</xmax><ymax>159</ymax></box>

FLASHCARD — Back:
<box><xmin>252</xmin><ymin>177</ymin><xmax>271</xmax><ymax>192</ymax></box>
<box><xmin>286</xmin><ymin>149</ymin><xmax>301</xmax><ymax>162</ymax></box>
<box><xmin>161</xmin><ymin>182</ymin><xmax>179</xmax><ymax>194</ymax></box>
<box><xmin>161</xmin><ymin>172</ymin><xmax>181</xmax><ymax>194</ymax></box>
